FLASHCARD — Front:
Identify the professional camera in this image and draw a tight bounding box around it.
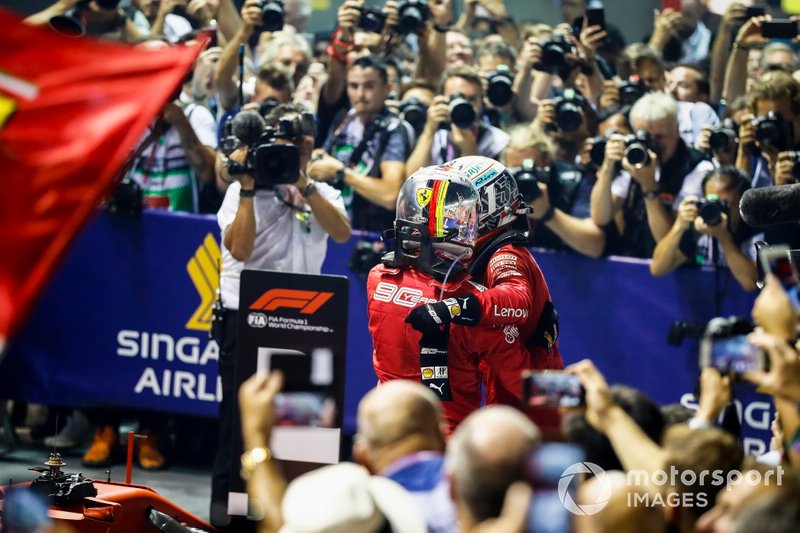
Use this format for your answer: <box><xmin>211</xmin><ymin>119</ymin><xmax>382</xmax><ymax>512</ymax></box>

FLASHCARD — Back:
<box><xmin>260</xmin><ymin>0</ymin><xmax>285</xmax><ymax>32</ymax></box>
<box><xmin>486</xmin><ymin>65</ymin><xmax>515</xmax><ymax>107</ymax></box>
<box><xmin>510</xmin><ymin>159</ymin><xmax>550</xmax><ymax>203</ymax></box>
<box><xmin>695</xmin><ymin>195</ymin><xmax>728</xmax><ymax>226</ymax></box>
<box><xmin>398</xmin><ymin>97</ymin><xmax>428</xmax><ymax>135</ymax></box>
<box><xmin>588</xmin><ymin>135</ymin><xmax>608</xmax><ymax>167</ymax></box>
<box><xmin>396</xmin><ymin>0</ymin><xmax>430</xmax><ymax>35</ymax></box>
<box><xmin>533</xmin><ymin>34</ymin><xmax>575</xmax><ymax>74</ymax></box>
<box><xmin>223</xmin><ymin>110</ymin><xmax>315</xmax><ymax>188</ymax></box>
<box><xmin>358</xmin><ymin>6</ymin><xmax>387</xmax><ymax>33</ymax></box>
<box><xmin>708</xmin><ymin>118</ymin><xmax>739</xmax><ymax>153</ymax></box>
<box><xmin>440</xmin><ymin>92</ymin><xmax>476</xmax><ymax>129</ymax></box>
<box><xmin>752</xmin><ymin>111</ymin><xmax>794</xmax><ymax>152</ymax></box>
<box><xmin>552</xmin><ymin>88</ymin><xmax>587</xmax><ymax>133</ymax></box>
<box><xmin>623</xmin><ymin>130</ymin><xmax>656</xmax><ymax>168</ymax></box>
<box><xmin>618</xmin><ymin>78</ymin><xmax>650</xmax><ymax>107</ymax></box>
<box><xmin>49</xmin><ymin>0</ymin><xmax>122</xmax><ymax>36</ymax></box>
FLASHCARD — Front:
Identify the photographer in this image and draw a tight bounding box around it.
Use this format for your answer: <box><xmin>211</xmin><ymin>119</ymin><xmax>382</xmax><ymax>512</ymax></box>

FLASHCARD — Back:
<box><xmin>308</xmin><ymin>55</ymin><xmax>412</xmax><ymax>233</ymax></box>
<box><xmin>590</xmin><ymin>91</ymin><xmax>714</xmax><ymax>258</ymax></box>
<box><xmin>503</xmin><ymin>126</ymin><xmax>606</xmax><ymax>258</ymax></box>
<box><xmin>650</xmin><ymin>166</ymin><xmax>761</xmax><ymax>291</ymax></box>
<box><xmin>405</xmin><ymin>66</ymin><xmax>509</xmax><ymax>171</ymax></box>
<box><xmin>210</xmin><ymin>103</ymin><xmax>350</xmax><ymax>525</ymax></box>
<box><xmin>25</xmin><ymin>0</ymin><xmax>144</xmax><ymax>41</ymax></box>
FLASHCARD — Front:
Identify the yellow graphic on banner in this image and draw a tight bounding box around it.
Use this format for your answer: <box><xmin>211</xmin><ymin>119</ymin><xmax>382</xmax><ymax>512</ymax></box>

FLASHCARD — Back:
<box><xmin>186</xmin><ymin>233</ymin><xmax>221</xmax><ymax>331</ymax></box>
<box><xmin>0</xmin><ymin>95</ymin><xmax>16</xmax><ymax>130</ymax></box>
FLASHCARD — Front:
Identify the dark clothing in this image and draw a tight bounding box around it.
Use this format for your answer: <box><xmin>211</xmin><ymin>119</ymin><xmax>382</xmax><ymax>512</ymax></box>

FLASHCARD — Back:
<box><xmin>530</xmin><ymin>162</ymin><xmax>596</xmax><ymax>253</ymax></box>
<box><xmin>620</xmin><ymin>141</ymin><xmax>709</xmax><ymax>258</ymax></box>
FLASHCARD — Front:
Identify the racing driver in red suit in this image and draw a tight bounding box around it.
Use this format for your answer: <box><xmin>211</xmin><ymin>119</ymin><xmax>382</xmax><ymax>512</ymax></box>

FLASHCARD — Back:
<box><xmin>404</xmin><ymin>156</ymin><xmax>563</xmax><ymax>410</ymax></box>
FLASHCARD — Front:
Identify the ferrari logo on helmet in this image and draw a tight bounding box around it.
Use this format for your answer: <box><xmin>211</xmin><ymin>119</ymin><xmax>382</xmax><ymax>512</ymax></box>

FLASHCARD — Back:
<box><xmin>416</xmin><ymin>188</ymin><xmax>433</xmax><ymax>207</ymax></box>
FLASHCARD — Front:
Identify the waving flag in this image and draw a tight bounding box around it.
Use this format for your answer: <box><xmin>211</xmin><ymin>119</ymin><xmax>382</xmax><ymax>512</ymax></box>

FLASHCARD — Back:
<box><xmin>0</xmin><ymin>9</ymin><xmax>205</xmax><ymax>354</ymax></box>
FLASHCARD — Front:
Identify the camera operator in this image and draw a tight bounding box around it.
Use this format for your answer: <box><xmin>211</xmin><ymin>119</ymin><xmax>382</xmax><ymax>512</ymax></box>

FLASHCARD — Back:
<box><xmin>504</xmin><ymin>126</ymin><xmax>606</xmax><ymax>258</ymax></box>
<box><xmin>590</xmin><ymin>91</ymin><xmax>715</xmax><ymax>258</ymax></box>
<box><xmin>210</xmin><ymin>103</ymin><xmax>351</xmax><ymax>525</ymax></box>
<box><xmin>406</xmin><ymin>66</ymin><xmax>509</xmax><ymax>172</ymax></box>
<box><xmin>651</xmin><ymin>166</ymin><xmax>761</xmax><ymax>291</ymax></box>
<box><xmin>129</xmin><ymin>0</ymin><xmax>193</xmax><ymax>42</ymax></box>
<box><xmin>307</xmin><ymin>55</ymin><xmax>412</xmax><ymax>233</ymax></box>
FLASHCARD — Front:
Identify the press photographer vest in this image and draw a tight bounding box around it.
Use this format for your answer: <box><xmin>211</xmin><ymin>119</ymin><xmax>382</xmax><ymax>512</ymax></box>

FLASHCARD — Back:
<box><xmin>328</xmin><ymin>108</ymin><xmax>411</xmax><ymax>232</ymax></box>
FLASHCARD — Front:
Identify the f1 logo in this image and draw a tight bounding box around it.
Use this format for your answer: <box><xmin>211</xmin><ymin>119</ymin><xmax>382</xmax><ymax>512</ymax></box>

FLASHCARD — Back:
<box><xmin>250</xmin><ymin>289</ymin><xmax>334</xmax><ymax>314</ymax></box>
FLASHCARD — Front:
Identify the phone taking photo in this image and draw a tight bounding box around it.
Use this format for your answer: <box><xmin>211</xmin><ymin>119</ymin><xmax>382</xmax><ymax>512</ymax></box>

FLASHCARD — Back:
<box><xmin>526</xmin><ymin>443</ymin><xmax>585</xmax><ymax>533</ymax></box>
<box><xmin>757</xmin><ymin>245</ymin><xmax>800</xmax><ymax>310</ymax></box>
<box><xmin>700</xmin><ymin>334</ymin><xmax>767</xmax><ymax>374</ymax></box>
<box><xmin>585</xmin><ymin>7</ymin><xmax>605</xmax><ymax>31</ymax></box>
<box><xmin>761</xmin><ymin>20</ymin><xmax>799</xmax><ymax>39</ymax></box>
<box><xmin>523</xmin><ymin>371</ymin><xmax>585</xmax><ymax>408</ymax></box>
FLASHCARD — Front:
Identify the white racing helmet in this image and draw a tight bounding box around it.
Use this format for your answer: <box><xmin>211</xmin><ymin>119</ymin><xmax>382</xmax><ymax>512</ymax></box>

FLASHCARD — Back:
<box><xmin>443</xmin><ymin>156</ymin><xmax>526</xmax><ymax>243</ymax></box>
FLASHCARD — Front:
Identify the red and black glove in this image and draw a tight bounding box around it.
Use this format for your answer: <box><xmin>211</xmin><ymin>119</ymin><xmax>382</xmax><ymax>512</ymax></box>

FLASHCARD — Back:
<box><xmin>405</xmin><ymin>294</ymin><xmax>481</xmax><ymax>336</ymax></box>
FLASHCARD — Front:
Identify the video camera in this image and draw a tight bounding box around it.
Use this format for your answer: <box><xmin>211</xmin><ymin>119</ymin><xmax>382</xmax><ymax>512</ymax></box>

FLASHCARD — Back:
<box><xmin>358</xmin><ymin>5</ymin><xmax>387</xmax><ymax>33</ymax></box>
<box><xmin>623</xmin><ymin>130</ymin><xmax>655</xmax><ymax>168</ymax></box>
<box><xmin>510</xmin><ymin>159</ymin><xmax>550</xmax><ymax>203</ymax></box>
<box><xmin>222</xmin><ymin>110</ymin><xmax>315</xmax><ymax>189</ymax></box>
<box><xmin>533</xmin><ymin>34</ymin><xmax>576</xmax><ymax>75</ymax></box>
<box><xmin>708</xmin><ymin>118</ymin><xmax>739</xmax><ymax>153</ymax></box>
<box><xmin>399</xmin><ymin>97</ymin><xmax>428</xmax><ymax>135</ymax></box>
<box><xmin>695</xmin><ymin>195</ymin><xmax>728</xmax><ymax>226</ymax></box>
<box><xmin>260</xmin><ymin>0</ymin><xmax>285</xmax><ymax>31</ymax></box>
<box><xmin>486</xmin><ymin>65</ymin><xmax>515</xmax><ymax>107</ymax></box>
<box><xmin>752</xmin><ymin>111</ymin><xmax>794</xmax><ymax>152</ymax></box>
<box><xmin>396</xmin><ymin>0</ymin><xmax>430</xmax><ymax>35</ymax></box>
<box><xmin>552</xmin><ymin>88</ymin><xmax>587</xmax><ymax>133</ymax></box>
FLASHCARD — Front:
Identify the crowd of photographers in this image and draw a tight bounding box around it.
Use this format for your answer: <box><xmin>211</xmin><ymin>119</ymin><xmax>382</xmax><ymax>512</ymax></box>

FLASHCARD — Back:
<box><xmin>17</xmin><ymin>0</ymin><xmax>800</xmax><ymax>531</ymax></box>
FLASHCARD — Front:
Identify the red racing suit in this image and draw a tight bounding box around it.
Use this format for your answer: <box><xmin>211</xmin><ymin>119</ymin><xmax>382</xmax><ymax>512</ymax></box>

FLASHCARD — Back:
<box><xmin>367</xmin><ymin>264</ymin><xmax>527</xmax><ymax>432</ymax></box>
<box><xmin>471</xmin><ymin>243</ymin><xmax>563</xmax><ymax>407</ymax></box>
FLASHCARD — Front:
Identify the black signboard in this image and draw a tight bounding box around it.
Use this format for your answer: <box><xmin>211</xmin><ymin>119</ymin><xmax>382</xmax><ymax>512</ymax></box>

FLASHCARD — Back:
<box><xmin>228</xmin><ymin>269</ymin><xmax>349</xmax><ymax>515</ymax></box>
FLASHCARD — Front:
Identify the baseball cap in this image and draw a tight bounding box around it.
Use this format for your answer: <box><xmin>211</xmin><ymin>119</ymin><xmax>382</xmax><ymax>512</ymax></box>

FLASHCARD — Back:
<box><xmin>280</xmin><ymin>462</ymin><xmax>426</xmax><ymax>533</ymax></box>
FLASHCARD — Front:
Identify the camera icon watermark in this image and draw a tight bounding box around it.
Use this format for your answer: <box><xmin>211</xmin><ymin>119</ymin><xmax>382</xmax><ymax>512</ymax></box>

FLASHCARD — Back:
<box><xmin>559</xmin><ymin>462</ymin><xmax>785</xmax><ymax>514</ymax></box>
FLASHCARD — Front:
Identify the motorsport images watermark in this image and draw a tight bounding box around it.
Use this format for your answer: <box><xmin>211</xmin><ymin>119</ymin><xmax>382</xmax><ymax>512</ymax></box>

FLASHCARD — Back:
<box><xmin>558</xmin><ymin>462</ymin><xmax>785</xmax><ymax>515</ymax></box>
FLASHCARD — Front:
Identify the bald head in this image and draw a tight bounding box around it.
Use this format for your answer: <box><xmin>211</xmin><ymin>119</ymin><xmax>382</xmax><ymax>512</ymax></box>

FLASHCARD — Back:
<box><xmin>574</xmin><ymin>472</ymin><xmax>665</xmax><ymax>533</ymax></box>
<box><xmin>355</xmin><ymin>381</ymin><xmax>445</xmax><ymax>471</ymax></box>
<box><xmin>446</xmin><ymin>406</ymin><xmax>541</xmax><ymax>525</ymax></box>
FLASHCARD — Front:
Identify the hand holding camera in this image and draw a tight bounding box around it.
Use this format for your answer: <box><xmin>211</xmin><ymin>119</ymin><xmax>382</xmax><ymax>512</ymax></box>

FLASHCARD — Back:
<box><xmin>240</xmin><ymin>0</ymin><xmax>263</xmax><ymax>35</ymax></box>
<box><xmin>676</xmin><ymin>195</ymin><xmax>700</xmax><ymax>231</ymax></box>
<box><xmin>518</xmin><ymin>37</ymin><xmax>543</xmax><ymax>71</ymax></box>
<box><xmin>733</xmin><ymin>14</ymin><xmax>769</xmax><ymax>50</ymax></box>
<box><xmin>774</xmin><ymin>151</ymin><xmax>800</xmax><ymax>186</ymax></box>
<box><xmin>565</xmin><ymin>359</ymin><xmax>616</xmax><ymax>432</ymax></box>
<box><xmin>424</xmin><ymin>95</ymin><xmax>452</xmax><ymax>134</ymax></box>
<box><xmin>307</xmin><ymin>149</ymin><xmax>345</xmax><ymax>183</ymax></box>
<box><xmin>239</xmin><ymin>371</ymin><xmax>284</xmax><ymax>449</ymax></box>
<box><xmin>532</xmin><ymin>99</ymin><xmax>556</xmax><ymax>131</ymax></box>
<box><xmin>338</xmin><ymin>0</ymin><xmax>364</xmax><ymax>37</ymax></box>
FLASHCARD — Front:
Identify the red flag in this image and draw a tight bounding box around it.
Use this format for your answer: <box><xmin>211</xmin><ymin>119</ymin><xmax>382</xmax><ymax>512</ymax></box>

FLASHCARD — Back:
<box><xmin>0</xmin><ymin>9</ymin><xmax>205</xmax><ymax>351</ymax></box>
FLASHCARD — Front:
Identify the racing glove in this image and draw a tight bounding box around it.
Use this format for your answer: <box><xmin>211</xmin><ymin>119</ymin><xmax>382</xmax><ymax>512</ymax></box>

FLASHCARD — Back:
<box><xmin>405</xmin><ymin>294</ymin><xmax>481</xmax><ymax>336</ymax></box>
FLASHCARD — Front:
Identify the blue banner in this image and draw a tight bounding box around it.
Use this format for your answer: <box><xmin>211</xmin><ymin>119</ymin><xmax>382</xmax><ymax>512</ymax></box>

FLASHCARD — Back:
<box><xmin>0</xmin><ymin>210</ymin><xmax>772</xmax><ymax>453</ymax></box>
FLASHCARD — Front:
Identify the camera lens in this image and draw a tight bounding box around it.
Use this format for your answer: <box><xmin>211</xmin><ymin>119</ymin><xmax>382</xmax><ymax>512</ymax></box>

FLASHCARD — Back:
<box><xmin>449</xmin><ymin>99</ymin><xmax>476</xmax><ymax>129</ymax></box>
<box><xmin>709</xmin><ymin>130</ymin><xmax>735</xmax><ymax>152</ymax></box>
<box><xmin>555</xmin><ymin>102</ymin><xmax>582</xmax><ymax>132</ymax></box>
<box><xmin>589</xmin><ymin>138</ymin><xmax>606</xmax><ymax>167</ymax></box>
<box><xmin>397</xmin><ymin>6</ymin><xmax>424</xmax><ymax>34</ymax></box>
<box><xmin>625</xmin><ymin>144</ymin><xmax>649</xmax><ymax>167</ymax></box>
<box><xmin>401</xmin><ymin>103</ymin><xmax>427</xmax><ymax>134</ymax></box>
<box><xmin>261</xmin><ymin>1</ymin><xmax>284</xmax><ymax>32</ymax></box>
<box><xmin>699</xmin><ymin>202</ymin><xmax>723</xmax><ymax>226</ymax></box>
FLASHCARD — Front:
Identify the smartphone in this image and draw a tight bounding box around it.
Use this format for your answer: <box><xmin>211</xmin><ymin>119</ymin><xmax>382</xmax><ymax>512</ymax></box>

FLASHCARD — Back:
<box><xmin>526</xmin><ymin>443</ymin><xmax>586</xmax><ymax>533</ymax></box>
<box><xmin>700</xmin><ymin>334</ymin><xmax>766</xmax><ymax>374</ymax></box>
<box><xmin>762</xmin><ymin>20</ymin><xmax>799</xmax><ymax>39</ymax></box>
<box><xmin>585</xmin><ymin>7</ymin><xmax>606</xmax><ymax>31</ymax></box>
<box><xmin>758</xmin><ymin>245</ymin><xmax>800</xmax><ymax>310</ymax></box>
<box><xmin>746</xmin><ymin>6</ymin><xmax>766</xmax><ymax>19</ymax></box>
<box><xmin>523</xmin><ymin>371</ymin><xmax>585</xmax><ymax>408</ymax></box>
<box><xmin>257</xmin><ymin>347</ymin><xmax>337</xmax><ymax>427</ymax></box>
